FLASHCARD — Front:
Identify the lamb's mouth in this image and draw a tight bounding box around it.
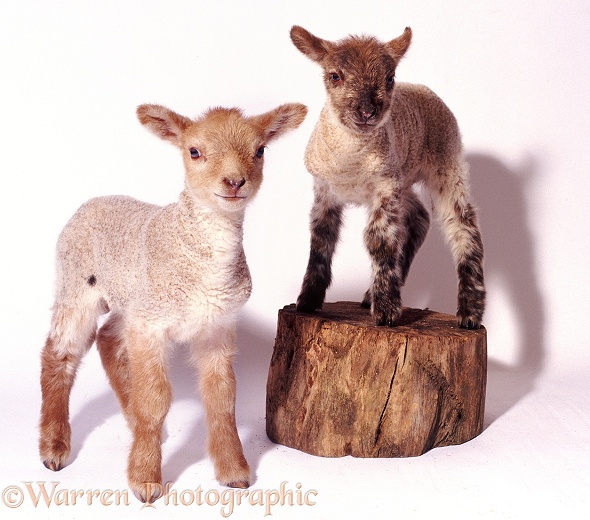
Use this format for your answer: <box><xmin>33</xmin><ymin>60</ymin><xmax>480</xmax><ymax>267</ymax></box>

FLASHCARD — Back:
<box><xmin>350</xmin><ymin>118</ymin><xmax>379</xmax><ymax>130</ymax></box>
<box><xmin>215</xmin><ymin>194</ymin><xmax>247</xmax><ymax>200</ymax></box>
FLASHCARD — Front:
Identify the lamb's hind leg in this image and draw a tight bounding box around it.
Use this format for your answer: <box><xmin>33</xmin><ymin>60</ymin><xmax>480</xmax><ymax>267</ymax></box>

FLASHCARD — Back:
<box><xmin>39</xmin><ymin>303</ymin><xmax>101</xmax><ymax>470</ymax></box>
<box><xmin>432</xmin><ymin>161</ymin><xmax>486</xmax><ymax>329</ymax></box>
<box><xmin>97</xmin><ymin>313</ymin><xmax>133</xmax><ymax>425</ymax></box>
<box><xmin>361</xmin><ymin>190</ymin><xmax>430</xmax><ymax>308</ymax></box>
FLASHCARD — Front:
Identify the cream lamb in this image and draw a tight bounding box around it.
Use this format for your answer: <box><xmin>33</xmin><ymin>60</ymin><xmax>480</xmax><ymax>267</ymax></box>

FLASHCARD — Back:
<box><xmin>39</xmin><ymin>102</ymin><xmax>307</xmax><ymax>503</ymax></box>
<box><xmin>290</xmin><ymin>26</ymin><xmax>485</xmax><ymax>329</ymax></box>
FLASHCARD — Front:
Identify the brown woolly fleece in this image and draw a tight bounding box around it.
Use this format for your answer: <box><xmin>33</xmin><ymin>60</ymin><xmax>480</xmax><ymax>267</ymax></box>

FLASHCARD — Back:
<box><xmin>291</xmin><ymin>25</ymin><xmax>485</xmax><ymax>329</ymax></box>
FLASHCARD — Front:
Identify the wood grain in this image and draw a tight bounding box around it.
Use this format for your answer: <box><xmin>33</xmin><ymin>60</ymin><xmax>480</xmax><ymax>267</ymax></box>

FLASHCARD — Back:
<box><xmin>266</xmin><ymin>302</ymin><xmax>487</xmax><ymax>457</ymax></box>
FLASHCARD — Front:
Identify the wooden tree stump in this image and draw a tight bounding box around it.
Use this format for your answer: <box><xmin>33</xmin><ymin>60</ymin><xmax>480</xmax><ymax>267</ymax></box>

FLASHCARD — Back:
<box><xmin>266</xmin><ymin>302</ymin><xmax>487</xmax><ymax>458</ymax></box>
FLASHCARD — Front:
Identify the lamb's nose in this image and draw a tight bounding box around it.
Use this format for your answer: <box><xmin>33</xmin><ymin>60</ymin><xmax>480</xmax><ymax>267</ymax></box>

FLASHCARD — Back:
<box><xmin>361</xmin><ymin>108</ymin><xmax>377</xmax><ymax>121</ymax></box>
<box><xmin>225</xmin><ymin>178</ymin><xmax>246</xmax><ymax>189</ymax></box>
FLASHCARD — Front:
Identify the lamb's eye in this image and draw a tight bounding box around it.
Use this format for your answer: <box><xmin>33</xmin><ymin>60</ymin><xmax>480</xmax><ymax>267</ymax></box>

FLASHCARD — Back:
<box><xmin>386</xmin><ymin>75</ymin><xmax>395</xmax><ymax>89</ymax></box>
<box><xmin>189</xmin><ymin>147</ymin><xmax>201</xmax><ymax>159</ymax></box>
<box><xmin>329</xmin><ymin>72</ymin><xmax>341</xmax><ymax>83</ymax></box>
<box><xmin>255</xmin><ymin>146</ymin><xmax>265</xmax><ymax>158</ymax></box>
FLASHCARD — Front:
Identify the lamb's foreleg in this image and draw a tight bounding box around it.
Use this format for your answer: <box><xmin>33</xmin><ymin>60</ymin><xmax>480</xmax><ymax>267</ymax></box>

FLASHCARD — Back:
<box><xmin>297</xmin><ymin>185</ymin><xmax>343</xmax><ymax>312</ymax></box>
<box><xmin>361</xmin><ymin>190</ymin><xmax>429</xmax><ymax>308</ymax></box>
<box><xmin>193</xmin><ymin>328</ymin><xmax>250</xmax><ymax>489</ymax></box>
<box><xmin>126</xmin><ymin>329</ymin><xmax>172</xmax><ymax>503</ymax></box>
<box><xmin>363</xmin><ymin>191</ymin><xmax>406</xmax><ymax>326</ymax></box>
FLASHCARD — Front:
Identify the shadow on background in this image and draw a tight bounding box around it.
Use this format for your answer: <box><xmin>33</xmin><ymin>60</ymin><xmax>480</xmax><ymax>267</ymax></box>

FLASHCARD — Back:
<box><xmin>403</xmin><ymin>152</ymin><xmax>546</xmax><ymax>428</ymax></box>
<box><xmin>469</xmin><ymin>153</ymin><xmax>545</xmax><ymax>427</ymax></box>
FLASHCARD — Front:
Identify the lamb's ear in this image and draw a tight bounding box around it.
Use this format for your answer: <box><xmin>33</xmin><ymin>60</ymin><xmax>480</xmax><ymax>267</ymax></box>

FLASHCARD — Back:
<box><xmin>136</xmin><ymin>104</ymin><xmax>192</xmax><ymax>146</ymax></box>
<box><xmin>385</xmin><ymin>27</ymin><xmax>412</xmax><ymax>63</ymax></box>
<box><xmin>290</xmin><ymin>26</ymin><xmax>333</xmax><ymax>63</ymax></box>
<box><xmin>252</xmin><ymin>103</ymin><xmax>308</xmax><ymax>142</ymax></box>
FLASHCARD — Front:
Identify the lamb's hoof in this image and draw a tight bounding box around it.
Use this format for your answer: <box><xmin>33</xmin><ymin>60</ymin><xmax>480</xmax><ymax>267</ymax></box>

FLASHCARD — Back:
<box><xmin>375</xmin><ymin>313</ymin><xmax>399</xmax><ymax>327</ymax></box>
<box><xmin>227</xmin><ymin>480</ymin><xmax>250</xmax><ymax>489</ymax></box>
<box><xmin>458</xmin><ymin>315</ymin><xmax>481</xmax><ymax>330</ymax></box>
<box><xmin>374</xmin><ymin>308</ymin><xmax>401</xmax><ymax>327</ymax></box>
<box><xmin>296</xmin><ymin>291</ymin><xmax>323</xmax><ymax>313</ymax></box>
<box><xmin>373</xmin><ymin>299</ymin><xmax>402</xmax><ymax>327</ymax></box>
<box><xmin>40</xmin><ymin>439</ymin><xmax>70</xmax><ymax>472</ymax></box>
<box><xmin>217</xmin><ymin>460</ymin><xmax>251</xmax><ymax>490</ymax></box>
<box><xmin>131</xmin><ymin>482</ymin><xmax>163</xmax><ymax>504</ymax></box>
<box><xmin>42</xmin><ymin>459</ymin><xmax>65</xmax><ymax>472</ymax></box>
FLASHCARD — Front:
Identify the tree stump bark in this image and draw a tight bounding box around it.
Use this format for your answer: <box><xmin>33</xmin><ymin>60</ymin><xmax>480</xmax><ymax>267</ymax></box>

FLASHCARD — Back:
<box><xmin>266</xmin><ymin>302</ymin><xmax>487</xmax><ymax>458</ymax></box>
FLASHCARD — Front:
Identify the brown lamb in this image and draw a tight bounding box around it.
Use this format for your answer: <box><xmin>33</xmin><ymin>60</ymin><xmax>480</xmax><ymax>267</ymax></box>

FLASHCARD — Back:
<box><xmin>291</xmin><ymin>25</ymin><xmax>485</xmax><ymax>329</ymax></box>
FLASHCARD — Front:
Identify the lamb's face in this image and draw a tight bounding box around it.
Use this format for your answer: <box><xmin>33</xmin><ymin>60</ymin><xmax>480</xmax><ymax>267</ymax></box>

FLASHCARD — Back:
<box><xmin>290</xmin><ymin>26</ymin><xmax>411</xmax><ymax>135</ymax></box>
<box><xmin>322</xmin><ymin>38</ymin><xmax>397</xmax><ymax>134</ymax></box>
<box><xmin>182</xmin><ymin>109</ymin><xmax>266</xmax><ymax>213</ymax></box>
<box><xmin>137</xmin><ymin>102</ymin><xmax>307</xmax><ymax>213</ymax></box>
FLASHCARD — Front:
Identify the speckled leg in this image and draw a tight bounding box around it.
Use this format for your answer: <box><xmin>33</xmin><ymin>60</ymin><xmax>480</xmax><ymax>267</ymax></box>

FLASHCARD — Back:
<box><xmin>361</xmin><ymin>190</ymin><xmax>429</xmax><ymax>309</ymax></box>
<box><xmin>431</xmin><ymin>160</ymin><xmax>486</xmax><ymax>329</ymax></box>
<box><xmin>297</xmin><ymin>186</ymin><xmax>343</xmax><ymax>313</ymax></box>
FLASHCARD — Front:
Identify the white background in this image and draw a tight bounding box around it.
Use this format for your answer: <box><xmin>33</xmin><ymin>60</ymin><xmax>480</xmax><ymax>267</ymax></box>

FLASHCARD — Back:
<box><xmin>1</xmin><ymin>1</ymin><xmax>589</xmax><ymax>518</ymax></box>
